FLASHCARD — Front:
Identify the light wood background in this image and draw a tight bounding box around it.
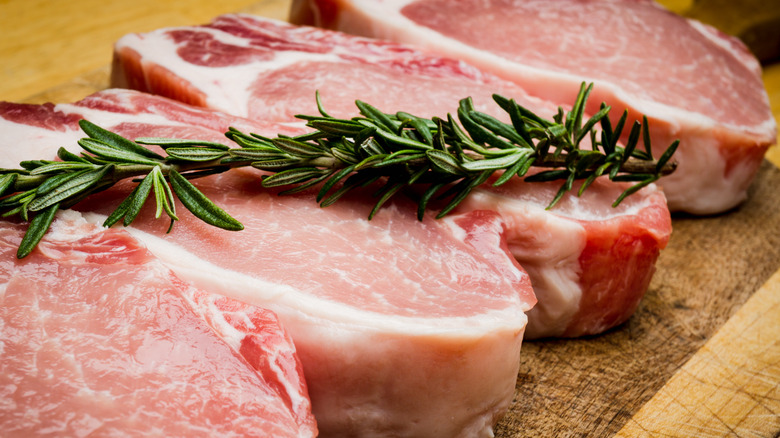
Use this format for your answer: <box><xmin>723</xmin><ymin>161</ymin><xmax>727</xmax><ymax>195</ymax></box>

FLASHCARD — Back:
<box><xmin>2</xmin><ymin>0</ymin><xmax>778</xmax><ymax>436</ymax></box>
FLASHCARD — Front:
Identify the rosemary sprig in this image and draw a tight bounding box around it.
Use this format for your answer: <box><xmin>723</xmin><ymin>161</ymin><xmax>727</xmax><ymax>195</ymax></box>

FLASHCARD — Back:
<box><xmin>1</xmin><ymin>120</ymin><xmax>244</xmax><ymax>258</ymax></box>
<box><xmin>230</xmin><ymin>83</ymin><xmax>677</xmax><ymax>216</ymax></box>
<box><xmin>0</xmin><ymin>82</ymin><xmax>678</xmax><ymax>258</ymax></box>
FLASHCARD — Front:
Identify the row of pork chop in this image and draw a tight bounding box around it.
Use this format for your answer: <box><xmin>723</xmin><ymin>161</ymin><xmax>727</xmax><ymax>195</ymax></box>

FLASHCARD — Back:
<box><xmin>2</xmin><ymin>1</ymin><xmax>772</xmax><ymax>435</ymax></box>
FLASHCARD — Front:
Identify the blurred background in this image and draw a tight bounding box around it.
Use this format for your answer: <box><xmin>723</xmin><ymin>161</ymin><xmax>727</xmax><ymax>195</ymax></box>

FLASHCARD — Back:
<box><xmin>664</xmin><ymin>0</ymin><xmax>779</xmax><ymax>64</ymax></box>
<box><xmin>660</xmin><ymin>0</ymin><xmax>780</xmax><ymax>166</ymax></box>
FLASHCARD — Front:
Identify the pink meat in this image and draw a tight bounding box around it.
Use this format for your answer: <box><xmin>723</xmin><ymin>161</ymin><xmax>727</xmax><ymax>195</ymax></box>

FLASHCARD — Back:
<box><xmin>460</xmin><ymin>174</ymin><xmax>671</xmax><ymax>338</ymax></box>
<box><xmin>0</xmin><ymin>89</ymin><xmax>535</xmax><ymax>438</ymax></box>
<box><xmin>0</xmin><ymin>215</ymin><xmax>316</xmax><ymax>437</ymax></box>
<box><xmin>107</xmin><ymin>15</ymin><xmax>671</xmax><ymax>338</ymax></box>
<box><xmin>290</xmin><ymin>0</ymin><xmax>777</xmax><ymax>215</ymax></box>
<box><xmin>110</xmin><ymin>14</ymin><xmax>555</xmax><ymax>122</ymax></box>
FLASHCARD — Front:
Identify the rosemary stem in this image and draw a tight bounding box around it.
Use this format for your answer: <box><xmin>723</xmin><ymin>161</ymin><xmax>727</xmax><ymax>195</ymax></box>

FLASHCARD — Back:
<box><xmin>534</xmin><ymin>155</ymin><xmax>677</xmax><ymax>175</ymax></box>
<box><xmin>10</xmin><ymin>174</ymin><xmax>49</xmax><ymax>191</ymax></box>
<box><xmin>174</xmin><ymin>158</ymin><xmax>253</xmax><ymax>173</ymax></box>
<box><xmin>9</xmin><ymin>159</ymin><xmax>258</xmax><ymax>193</ymax></box>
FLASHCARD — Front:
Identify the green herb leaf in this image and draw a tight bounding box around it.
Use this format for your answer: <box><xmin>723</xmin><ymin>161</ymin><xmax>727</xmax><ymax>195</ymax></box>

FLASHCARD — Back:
<box><xmin>57</xmin><ymin>147</ymin><xmax>90</xmax><ymax>163</ymax></box>
<box><xmin>28</xmin><ymin>166</ymin><xmax>112</xmax><ymax>212</ymax></box>
<box><xmin>151</xmin><ymin>166</ymin><xmax>177</xmax><ymax>221</ymax></box>
<box><xmin>316</xmin><ymin>164</ymin><xmax>358</xmax><ymax>202</ymax></box>
<box><xmin>613</xmin><ymin>178</ymin><xmax>658</xmax><ymax>207</ymax></box>
<box><xmin>272</xmin><ymin>138</ymin><xmax>327</xmax><ymax>157</ymax></box>
<box><xmin>135</xmin><ymin>137</ymin><xmax>231</xmax><ymax>151</ymax></box>
<box><xmin>165</xmin><ymin>147</ymin><xmax>229</xmax><ymax>162</ymax></box>
<box><xmin>102</xmin><ymin>191</ymin><xmax>134</xmax><ymax>228</ymax></box>
<box><xmin>17</xmin><ymin>202</ymin><xmax>59</xmax><ymax>259</ymax></box>
<box><xmin>168</xmin><ymin>169</ymin><xmax>243</xmax><ymax>231</ymax></box>
<box><xmin>79</xmin><ymin>138</ymin><xmax>162</xmax><ymax>165</ymax></box>
<box><xmin>124</xmin><ymin>170</ymin><xmax>156</xmax><ymax>226</ymax></box>
<box><xmin>262</xmin><ymin>167</ymin><xmax>327</xmax><ymax>187</ymax></box>
<box><xmin>79</xmin><ymin>120</ymin><xmax>164</xmax><ymax>160</ymax></box>
<box><xmin>656</xmin><ymin>140</ymin><xmax>680</xmax><ymax>174</ymax></box>
<box><xmin>368</xmin><ymin>180</ymin><xmax>405</xmax><ymax>220</ymax></box>
<box><xmin>307</xmin><ymin>119</ymin><xmax>366</xmax><ymax>136</ymax></box>
<box><xmin>0</xmin><ymin>173</ymin><xmax>17</xmax><ymax>197</ymax></box>
<box><xmin>356</xmin><ymin>100</ymin><xmax>398</xmax><ymax>132</ymax></box>
<box><xmin>29</xmin><ymin>162</ymin><xmax>97</xmax><ymax>175</ymax></box>
<box><xmin>427</xmin><ymin>150</ymin><xmax>465</xmax><ymax>175</ymax></box>
<box><xmin>461</xmin><ymin>153</ymin><xmax>523</xmax><ymax>172</ymax></box>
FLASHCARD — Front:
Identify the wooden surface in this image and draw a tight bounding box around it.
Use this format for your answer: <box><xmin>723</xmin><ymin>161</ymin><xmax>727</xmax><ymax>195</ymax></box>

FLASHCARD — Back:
<box><xmin>2</xmin><ymin>0</ymin><xmax>779</xmax><ymax>436</ymax></box>
<box><xmin>503</xmin><ymin>161</ymin><xmax>780</xmax><ymax>436</ymax></box>
<box><xmin>618</xmin><ymin>267</ymin><xmax>780</xmax><ymax>437</ymax></box>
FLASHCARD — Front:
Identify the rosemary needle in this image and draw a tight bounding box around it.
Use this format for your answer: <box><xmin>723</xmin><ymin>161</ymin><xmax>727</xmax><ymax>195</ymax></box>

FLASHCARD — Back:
<box><xmin>0</xmin><ymin>82</ymin><xmax>678</xmax><ymax>258</ymax></box>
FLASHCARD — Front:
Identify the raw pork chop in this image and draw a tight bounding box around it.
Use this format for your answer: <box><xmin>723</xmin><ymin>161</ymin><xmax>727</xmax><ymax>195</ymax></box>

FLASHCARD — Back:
<box><xmin>458</xmin><ymin>174</ymin><xmax>671</xmax><ymax>338</ymax></box>
<box><xmin>0</xmin><ymin>89</ymin><xmax>536</xmax><ymax>437</ymax></box>
<box><xmin>0</xmin><ymin>213</ymin><xmax>316</xmax><ymax>437</ymax></box>
<box><xmin>290</xmin><ymin>0</ymin><xmax>778</xmax><ymax>215</ymax></box>
<box><xmin>110</xmin><ymin>13</ymin><xmax>554</xmax><ymax>122</ymax></box>
<box><xmin>107</xmin><ymin>15</ymin><xmax>672</xmax><ymax>338</ymax></box>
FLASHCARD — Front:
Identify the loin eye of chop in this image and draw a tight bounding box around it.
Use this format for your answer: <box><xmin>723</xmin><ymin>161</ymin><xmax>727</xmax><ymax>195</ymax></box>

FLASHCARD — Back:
<box><xmin>0</xmin><ymin>214</ymin><xmax>317</xmax><ymax>437</ymax></box>
<box><xmin>289</xmin><ymin>0</ymin><xmax>777</xmax><ymax>215</ymax></box>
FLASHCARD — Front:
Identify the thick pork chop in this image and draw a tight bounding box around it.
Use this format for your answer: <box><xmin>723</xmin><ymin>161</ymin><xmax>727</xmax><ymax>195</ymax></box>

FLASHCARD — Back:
<box><xmin>290</xmin><ymin>0</ymin><xmax>777</xmax><ymax>214</ymax></box>
<box><xmin>459</xmin><ymin>174</ymin><xmax>671</xmax><ymax>338</ymax></box>
<box><xmin>0</xmin><ymin>214</ymin><xmax>316</xmax><ymax>437</ymax></box>
<box><xmin>110</xmin><ymin>13</ymin><xmax>555</xmax><ymax>122</ymax></box>
<box><xmin>107</xmin><ymin>15</ymin><xmax>672</xmax><ymax>338</ymax></box>
<box><xmin>0</xmin><ymin>89</ymin><xmax>536</xmax><ymax>437</ymax></box>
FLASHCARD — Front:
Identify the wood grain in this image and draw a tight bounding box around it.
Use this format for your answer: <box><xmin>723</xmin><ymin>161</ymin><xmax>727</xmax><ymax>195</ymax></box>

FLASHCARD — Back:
<box><xmin>617</xmin><ymin>269</ymin><xmax>780</xmax><ymax>437</ymax></box>
<box><xmin>0</xmin><ymin>0</ymin><xmax>287</xmax><ymax>102</ymax></box>
<box><xmin>12</xmin><ymin>0</ymin><xmax>292</xmax><ymax>105</ymax></box>
<box><xmin>496</xmin><ymin>161</ymin><xmax>780</xmax><ymax>437</ymax></box>
<box><xmin>2</xmin><ymin>0</ymin><xmax>779</xmax><ymax>436</ymax></box>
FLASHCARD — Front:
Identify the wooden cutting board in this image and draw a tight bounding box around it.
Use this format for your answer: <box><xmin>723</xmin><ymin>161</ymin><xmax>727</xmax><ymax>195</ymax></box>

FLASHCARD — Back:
<box><xmin>6</xmin><ymin>0</ymin><xmax>780</xmax><ymax>436</ymax></box>
<box><xmin>502</xmin><ymin>161</ymin><xmax>780</xmax><ymax>436</ymax></box>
